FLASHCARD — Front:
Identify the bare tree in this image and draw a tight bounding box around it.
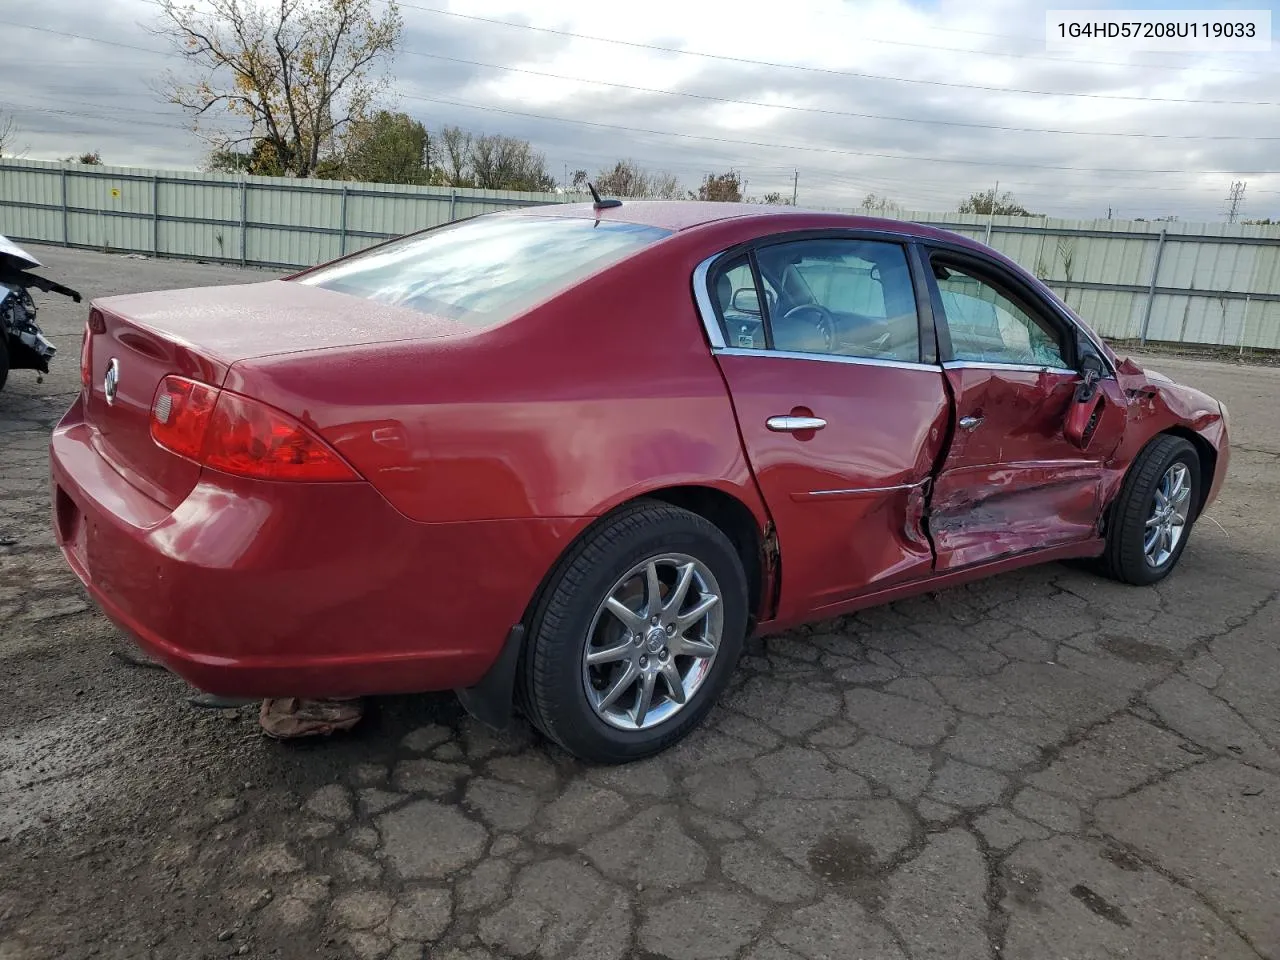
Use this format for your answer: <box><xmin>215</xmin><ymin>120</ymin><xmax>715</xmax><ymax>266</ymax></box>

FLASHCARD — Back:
<box><xmin>64</xmin><ymin>150</ymin><xmax>104</xmax><ymax>165</ymax></box>
<box><xmin>0</xmin><ymin>112</ymin><xmax>17</xmax><ymax>157</ymax></box>
<box><xmin>468</xmin><ymin>134</ymin><xmax>555</xmax><ymax>192</ymax></box>
<box><xmin>433</xmin><ymin>125</ymin><xmax>473</xmax><ymax>186</ymax></box>
<box><xmin>593</xmin><ymin>160</ymin><xmax>683</xmax><ymax>199</ymax></box>
<box><xmin>152</xmin><ymin>0</ymin><xmax>402</xmax><ymax>178</ymax></box>
<box><xmin>860</xmin><ymin>192</ymin><xmax>902</xmax><ymax>216</ymax></box>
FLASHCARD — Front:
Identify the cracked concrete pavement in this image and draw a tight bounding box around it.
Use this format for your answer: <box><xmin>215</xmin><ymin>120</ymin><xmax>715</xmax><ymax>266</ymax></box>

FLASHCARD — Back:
<box><xmin>1</xmin><ymin>246</ymin><xmax>1278</xmax><ymax>960</ymax></box>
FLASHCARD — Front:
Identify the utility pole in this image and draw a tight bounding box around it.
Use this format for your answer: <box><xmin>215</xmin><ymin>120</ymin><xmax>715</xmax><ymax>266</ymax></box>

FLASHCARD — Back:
<box><xmin>1225</xmin><ymin>180</ymin><xmax>1247</xmax><ymax>223</ymax></box>
<box><xmin>984</xmin><ymin>179</ymin><xmax>999</xmax><ymax>245</ymax></box>
<box><xmin>792</xmin><ymin>169</ymin><xmax>798</xmax><ymax>206</ymax></box>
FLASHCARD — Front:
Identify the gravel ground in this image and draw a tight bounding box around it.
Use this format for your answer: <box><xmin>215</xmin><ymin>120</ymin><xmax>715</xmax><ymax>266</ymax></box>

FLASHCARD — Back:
<box><xmin>1</xmin><ymin>245</ymin><xmax>1278</xmax><ymax>960</ymax></box>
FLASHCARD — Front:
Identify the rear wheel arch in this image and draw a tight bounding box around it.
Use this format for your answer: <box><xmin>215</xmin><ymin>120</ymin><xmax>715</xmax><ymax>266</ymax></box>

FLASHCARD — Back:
<box><xmin>521</xmin><ymin>485</ymin><xmax>769</xmax><ymax>631</ymax></box>
<box><xmin>514</xmin><ymin>494</ymin><xmax>754</xmax><ymax>761</ymax></box>
<box><xmin>456</xmin><ymin>485</ymin><xmax>772</xmax><ymax>736</ymax></box>
<box><xmin>644</xmin><ymin>485</ymin><xmax>768</xmax><ymax>622</ymax></box>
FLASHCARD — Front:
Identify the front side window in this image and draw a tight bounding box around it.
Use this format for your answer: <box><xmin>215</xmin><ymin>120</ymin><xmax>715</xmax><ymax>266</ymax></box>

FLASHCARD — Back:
<box><xmin>752</xmin><ymin>239</ymin><xmax>920</xmax><ymax>362</ymax></box>
<box><xmin>932</xmin><ymin>260</ymin><xmax>1067</xmax><ymax>368</ymax></box>
<box><xmin>297</xmin><ymin>215</ymin><xmax>672</xmax><ymax>328</ymax></box>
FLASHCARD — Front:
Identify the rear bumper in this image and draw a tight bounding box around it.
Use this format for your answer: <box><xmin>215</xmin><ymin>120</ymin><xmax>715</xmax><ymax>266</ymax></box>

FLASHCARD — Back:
<box><xmin>50</xmin><ymin>398</ymin><xmax>584</xmax><ymax>699</ymax></box>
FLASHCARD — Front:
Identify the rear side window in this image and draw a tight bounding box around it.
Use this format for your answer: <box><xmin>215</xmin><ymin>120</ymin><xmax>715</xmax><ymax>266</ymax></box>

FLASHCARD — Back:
<box><xmin>753</xmin><ymin>239</ymin><xmax>921</xmax><ymax>362</ymax></box>
<box><xmin>297</xmin><ymin>215</ymin><xmax>671</xmax><ymax>328</ymax></box>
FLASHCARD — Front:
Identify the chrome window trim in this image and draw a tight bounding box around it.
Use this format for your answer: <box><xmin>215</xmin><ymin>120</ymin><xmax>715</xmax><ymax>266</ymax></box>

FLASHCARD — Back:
<box><xmin>713</xmin><ymin>347</ymin><xmax>940</xmax><ymax>373</ymax></box>
<box><xmin>919</xmin><ymin>238</ymin><xmax>1115</xmax><ymax>378</ymax></box>
<box><xmin>693</xmin><ymin>247</ymin><xmax>934</xmax><ymax>370</ymax></box>
<box><xmin>692</xmin><ymin>254</ymin><xmax>729</xmax><ymax>349</ymax></box>
<box><xmin>696</xmin><ymin>244</ymin><xmax>1085</xmax><ymax>378</ymax></box>
<box><xmin>941</xmin><ymin>360</ymin><xmax>1079</xmax><ymax>377</ymax></box>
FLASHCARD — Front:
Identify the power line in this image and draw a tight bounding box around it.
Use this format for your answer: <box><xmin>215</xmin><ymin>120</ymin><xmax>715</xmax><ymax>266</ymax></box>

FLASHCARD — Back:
<box><xmin>10</xmin><ymin>15</ymin><xmax>1280</xmax><ymax>110</ymax></box>
<box><xmin>397</xmin><ymin>3</ymin><xmax>1280</xmax><ymax>104</ymax></box>
<box><xmin>0</xmin><ymin>21</ymin><xmax>176</xmax><ymax>57</ymax></box>
<box><xmin>399</xmin><ymin>50</ymin><xmax>1280</xmax><ymax>142</ymax></box>
<box><xmin>14</xmin><ymin>83</ymin><xmax>1280</xmax><ymax>197</ymax></box>
<box><xmin>392</xmin><ymin>92</ymin><xmax>1280</xmax><ymax>176</ymax></box>
<box><xmin>411</xmin><ymin>2</ymin><xmax>1279</xmax><ymax>77</ymax></box>
<box><xmin>13</xmin><ymin>18</ymin><xmax>1277</xmax><ymax>141</ymax></box>
<box><xmin>13</xmin><ymin>92</ymin><xmax>1280</xmax><ymax>198</ymax></box>
<box><xmin>9</xmin><ymin>21</ymin><xmax>1280</xmax><ymax>200</ymax></box>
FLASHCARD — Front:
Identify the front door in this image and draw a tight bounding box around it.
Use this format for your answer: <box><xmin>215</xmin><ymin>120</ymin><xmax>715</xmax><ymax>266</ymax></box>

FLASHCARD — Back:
<box><xmin>702</xmin><ymin>235</ymin><xmax>950</xmax><ymax>619</ymax></box>
<box><xmin>924</xmin><ymin>250</ymin><xmax>1125</xmax><ymax>570</ymax></box>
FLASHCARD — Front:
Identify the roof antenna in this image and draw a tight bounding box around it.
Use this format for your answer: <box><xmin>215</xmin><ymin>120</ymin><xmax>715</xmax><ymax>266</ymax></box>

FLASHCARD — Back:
<box><xmin>587</xmin><ymin>181</ymin><xmax>622</xmax><ymax>210</ymax></box>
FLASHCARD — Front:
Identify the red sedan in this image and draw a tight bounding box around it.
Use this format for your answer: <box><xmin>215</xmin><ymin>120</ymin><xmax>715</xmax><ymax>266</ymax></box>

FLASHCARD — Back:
<box><xmin>50</xmin><ymin>201</ymin><xmax>1229</xmax><ymax>763</ymax></box>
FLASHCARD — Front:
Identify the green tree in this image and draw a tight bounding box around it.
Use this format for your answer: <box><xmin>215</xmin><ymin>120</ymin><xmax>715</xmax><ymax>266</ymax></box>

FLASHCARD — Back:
<box><xmin>690</xmin><ymin>169</ymin><xmax>743</xmax><ymax>202</ymax></box>
<box><xmin>206</xmin><ymin>140</ymin><xmax>287</xmax><ymax>175</ymax></box>
<box><xmin>334</xmin><ymin>110</ymin><xmax>430</xmax><ymax>183</ymax></box>
<box><xmin>154</xmin><ymin>0</ymin><xmax>403</xmax><ymax>178</ymax></box>
<box><xmin>958</xmin><ymin>188</ymin><xmax>1035</xmax><ymax>217</ymax></box>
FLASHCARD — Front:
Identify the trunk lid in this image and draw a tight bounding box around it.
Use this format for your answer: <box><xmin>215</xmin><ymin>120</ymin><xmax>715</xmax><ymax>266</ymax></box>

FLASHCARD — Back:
<box><xmin>85</xmin><ymin>280</ymin><xmax>467</xmax><ymax>508</ymax></box>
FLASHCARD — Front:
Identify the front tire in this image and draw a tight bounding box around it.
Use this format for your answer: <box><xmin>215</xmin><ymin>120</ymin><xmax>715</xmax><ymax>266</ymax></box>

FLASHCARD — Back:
<box><xmin>1099</xmin><ymin>434</ymin><xmax>1200</xmax><ymax>585</ymax></box>
<box><xmin>520</xmin><ymin>500</ymin><xmax>749</xmax><ymax>764</ymax></box>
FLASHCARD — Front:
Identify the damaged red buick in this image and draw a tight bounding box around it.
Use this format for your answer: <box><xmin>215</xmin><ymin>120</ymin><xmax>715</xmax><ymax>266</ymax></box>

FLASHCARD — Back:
<box><xmin>50</xmin><ymin>201</ymin><xmax>1229</xmax><ymax>763</ymax></box>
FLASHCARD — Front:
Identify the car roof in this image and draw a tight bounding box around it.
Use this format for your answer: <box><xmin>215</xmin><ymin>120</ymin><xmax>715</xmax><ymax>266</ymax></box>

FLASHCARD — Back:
<box><xmin>504</xmin><ymin>200</ymin><xmax>980</xmax><ymax>248</ymax></box>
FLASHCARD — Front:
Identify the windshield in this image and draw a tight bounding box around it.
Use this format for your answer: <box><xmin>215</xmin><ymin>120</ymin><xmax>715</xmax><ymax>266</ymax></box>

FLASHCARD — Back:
<box><xmin>296</xmin><ymin>215</ymin><xmax>671</xmax><ymax>328</ymax></box>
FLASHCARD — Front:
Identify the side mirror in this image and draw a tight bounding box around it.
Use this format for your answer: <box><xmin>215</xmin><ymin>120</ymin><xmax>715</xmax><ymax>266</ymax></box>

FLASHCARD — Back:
<box><xmin>1065</xmin><ymin>356</ymin><xmax>1105</xmax><ymax>450</ymax></box>
<box><xmin>730</xmin><ymin>287</ymin><xmax>761</xmax><ymax>315</ymax></box>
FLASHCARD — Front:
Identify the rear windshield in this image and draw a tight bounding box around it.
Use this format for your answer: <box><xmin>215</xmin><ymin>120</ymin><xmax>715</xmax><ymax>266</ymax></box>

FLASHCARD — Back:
<box><xmin>296</xmin><ymin>214</ymin><xmax>671</xmax><ymax>327</ymax></box>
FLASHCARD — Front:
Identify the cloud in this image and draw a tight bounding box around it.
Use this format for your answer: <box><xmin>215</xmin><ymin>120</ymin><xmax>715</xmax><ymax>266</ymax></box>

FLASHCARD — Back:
<box><xmin>2</xmin><ymin>0</ymin><xmax>1277</xmax><ymax>219</ymax></box>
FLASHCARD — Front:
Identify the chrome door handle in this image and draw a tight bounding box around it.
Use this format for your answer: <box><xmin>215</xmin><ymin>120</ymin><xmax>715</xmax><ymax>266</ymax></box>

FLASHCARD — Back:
<box><xmin>958</xmin><ymin>415</ymin><xmax>984</xmax><ymax>430</ymax></box>
<box><xmin>766</xmin><ymin>415</ymin><xmax>827</xmax><ymax>433</ymax></box>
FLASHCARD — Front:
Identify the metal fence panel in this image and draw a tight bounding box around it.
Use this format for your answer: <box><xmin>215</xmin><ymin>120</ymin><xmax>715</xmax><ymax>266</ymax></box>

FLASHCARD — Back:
<box><xmin>4</xmin><ymin>158</ymin><xmax>1280</xmax><ymax>349</ymax></box>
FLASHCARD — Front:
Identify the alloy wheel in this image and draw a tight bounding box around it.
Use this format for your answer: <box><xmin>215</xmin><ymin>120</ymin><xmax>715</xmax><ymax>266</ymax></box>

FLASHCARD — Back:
<box><xmin>581</xmin><ymin>553</ymin><xmax>723</xmax><ymax>731</ymax></box>
<box><xmin>1144</xmin><ymin>461</ymin><xmax>1192</xmax><ymax>567</ymax></box>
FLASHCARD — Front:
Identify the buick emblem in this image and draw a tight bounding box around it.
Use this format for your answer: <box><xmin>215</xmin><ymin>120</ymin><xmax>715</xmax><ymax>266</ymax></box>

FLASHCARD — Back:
<box><xmin>103</xmin><ymin>358</ymin><xmax>120</xmax><ymax>405</ymax></box>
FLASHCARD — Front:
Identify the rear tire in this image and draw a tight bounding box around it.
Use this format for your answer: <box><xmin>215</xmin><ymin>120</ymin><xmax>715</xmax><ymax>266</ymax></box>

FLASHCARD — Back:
<box><xmin>0</xmin><ymin>336</ymin><xmax>9</xmax><ymax>392</ymax></box>
<box><xmin>519</xmin><ymin>500</ymin><xmax>749</xmax><ymax>764</ymax></box>
<box><xmin>1099</xmin><ymin>434</ymin><xmax>1200</xmax><ymax>585</ymax></box>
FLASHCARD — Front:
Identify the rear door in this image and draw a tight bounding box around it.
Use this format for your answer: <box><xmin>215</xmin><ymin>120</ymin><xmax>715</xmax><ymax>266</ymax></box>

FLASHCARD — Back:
<box><xmin>698</xmin><ymin>233</ymin><xmax>950</xmax><ymax>620</ymax></box>
<box><xmin>922</xmin><ymin>247</ymin><xmax>1124</xmax><ymax>570</ymax></box>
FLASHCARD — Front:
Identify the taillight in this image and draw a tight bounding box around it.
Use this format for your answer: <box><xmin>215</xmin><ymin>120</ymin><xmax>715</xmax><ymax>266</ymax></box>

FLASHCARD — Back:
<box><xmin>151</xmin><ymin>376</ymin><xmax>220</xmax><ymax>460</ymax></box>
<box><xmin>150</xmin><ymin>376</ymin><xmax>358</xmax><ymax>482</ymax></box>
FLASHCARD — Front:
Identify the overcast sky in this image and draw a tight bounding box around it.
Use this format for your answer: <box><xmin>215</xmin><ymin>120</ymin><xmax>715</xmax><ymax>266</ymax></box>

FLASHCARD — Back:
<box><xmin>3</xmin><ymin>0</ymin><xmax>1279</xmax><ymax>220</ymax></box>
